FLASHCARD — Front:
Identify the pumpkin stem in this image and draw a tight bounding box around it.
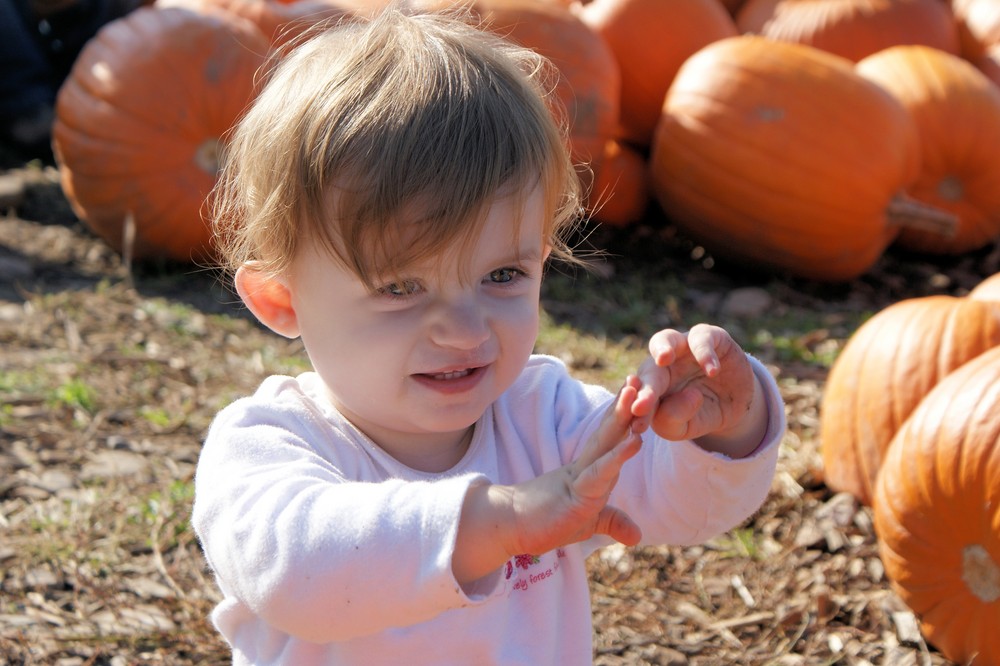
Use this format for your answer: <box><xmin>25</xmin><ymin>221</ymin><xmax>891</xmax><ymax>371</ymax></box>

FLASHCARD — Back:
<box><xmin>886</xmin><ymin>193</ymin><xmax>958</xmax><ymax>237</ymax></box>
<box><xmin>195</xmin><ymin>138</ymin><xmax>222</xmax><ymax>176</ymax></box>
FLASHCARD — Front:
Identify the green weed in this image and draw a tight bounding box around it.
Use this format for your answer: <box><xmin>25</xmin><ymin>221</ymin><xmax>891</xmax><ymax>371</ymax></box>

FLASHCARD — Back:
<box><xmin>50</xmin><ymin>378</ymin><xmax>97</xmax><ymax>413</ymax></box>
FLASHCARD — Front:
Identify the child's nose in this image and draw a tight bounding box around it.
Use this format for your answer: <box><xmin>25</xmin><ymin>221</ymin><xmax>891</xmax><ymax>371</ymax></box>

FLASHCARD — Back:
<box><xmin>429</xmin><ymin>298</ymin><xmax>490</xmax><ymax>349</ymax></box>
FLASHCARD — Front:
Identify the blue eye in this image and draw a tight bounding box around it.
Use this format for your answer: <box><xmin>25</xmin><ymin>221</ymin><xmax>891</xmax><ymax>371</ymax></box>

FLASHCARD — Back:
<box><xmin>377</xmin><ymin>279</ymin><xmax>422</xmax><ymax>298</ymax></box>
<box><xmin>489</xmin><ymin>268</ymin><xmax>523</xmax><ymax>284</ymax></box>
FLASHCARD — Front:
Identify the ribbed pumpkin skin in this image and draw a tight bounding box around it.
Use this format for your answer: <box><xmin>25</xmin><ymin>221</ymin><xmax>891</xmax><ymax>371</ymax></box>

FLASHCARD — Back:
<box><xmin>156</xmin><ymin>0</ymin><xmax>353</xmax><ymax>47</ymax></box>
<box><xmin>587</xmin><ymin>139</ymin><xmax>650</xmax><ymax>226</ymax></box>
<box><xmin>856</xmin><ymin>46</ymin><xmax>1000</xmax><ymax>255</ymax></box>
<box><xmin>649</xmin><ymin>36</ymin><xmax>920</xmax><ymax>282</ymax></box>
<box><xmin>736</xmin><ymin>0</ymin><xmax>960</xmax><ymax>62</ymax></box>
<box><xmin>415</xmin><ymin>0</ymin><xmax>620</xmax><ymax>174</ymax></box>
<box><xmin>874</xmin><ymin>345</ymin><xmax>1000</xmax><ymax>665</ymax></box>
<box><xmin>819</xmin><ymin>295</ymin><xmax>1000</xmax><ymax>505</ymax></box>
<box><xmin>52</xmin><ymin>6</ymin><xmax>269</xmax><ymax>262</ymax></box>
<box><xmin>578</xmin><ymin>0</ymin><xmax>737</xmax><ymax>148</ymax></box>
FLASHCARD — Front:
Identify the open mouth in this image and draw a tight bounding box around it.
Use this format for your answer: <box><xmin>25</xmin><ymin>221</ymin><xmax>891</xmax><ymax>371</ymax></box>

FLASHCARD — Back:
<box><xmin>412</xmin><ymin>365</ymin><xmax>487</xmax><ymax>393</ymax></box>
<box><xmin>422</xmin><ymin>368</ymin><xmax>475</xmax><ymax>381</ymax></box>
<box><xmin>429</xmin><ymin>369</ymin><xmax>472</xmax><ymax>380</ymax></box>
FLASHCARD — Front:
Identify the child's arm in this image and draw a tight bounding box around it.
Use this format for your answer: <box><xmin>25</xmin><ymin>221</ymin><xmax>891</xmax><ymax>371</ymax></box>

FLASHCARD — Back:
<box><xmin>453</xmin><ymin>324</ymin><xmax>777</xmax><ymax>587</ymax></box>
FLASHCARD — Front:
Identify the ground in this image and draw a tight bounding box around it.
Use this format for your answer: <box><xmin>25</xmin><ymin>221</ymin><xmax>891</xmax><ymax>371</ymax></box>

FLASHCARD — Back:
<box><xmin>2</xmin><ymin>144</ymin><xmax>997</xmax><ymax>665</ymax></box>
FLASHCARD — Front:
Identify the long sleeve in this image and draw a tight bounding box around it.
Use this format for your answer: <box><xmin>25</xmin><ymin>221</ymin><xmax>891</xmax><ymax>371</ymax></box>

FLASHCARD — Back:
<box><xmin>192</xmin><ymin>358</ymin><xmax>785</xmax><ymax>665</ymax></box>
<box><xmin>488</xmin><ymin>355</ymin><xmax>785</xmax><ymax>555</ymax></box>
<box><xmin>609</xmin><ymin>357</ymin><xmax>784</xmax><ymax>548</ymax></box>
<box><xmin>192</xmin><ymin>377</ymin><xmax>494</xmax><ymax>644</ymax></box>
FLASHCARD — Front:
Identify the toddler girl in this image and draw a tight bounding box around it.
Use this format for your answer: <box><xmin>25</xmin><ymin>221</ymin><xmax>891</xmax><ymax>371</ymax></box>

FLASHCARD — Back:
<box><xmin>193</xmin><ymin>7</ymin><xmax>785</xmax><ymax>665</ymax></box>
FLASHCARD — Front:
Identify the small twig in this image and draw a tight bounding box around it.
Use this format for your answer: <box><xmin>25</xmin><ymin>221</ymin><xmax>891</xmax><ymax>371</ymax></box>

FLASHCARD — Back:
<box><xmin>731</xmin><ymin>574</ymin><xmax>756</xmax><ymax>608</ymax></box>
<box><xmin>710</xmin><ymin>611</ymin><xmax>774</xmax><ymax>631</ymax></box>
<box><xmin>121</xmin><ymin>211</ymin><xmax>136</xmax><ymax>289</ymax></box>
<box><xmin>150</xmin><ymin>513</ymin><xmax>186</xmax><ymax>600</ymax></box>
<box><xmin>785</xmin><ymin>611</ymin><xmax>812</xmax><ymax>655</ymax></box>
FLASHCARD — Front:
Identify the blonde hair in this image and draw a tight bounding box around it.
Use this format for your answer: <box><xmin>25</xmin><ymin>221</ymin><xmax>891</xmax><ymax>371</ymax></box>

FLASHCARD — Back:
<box><xmin>212</xmin><ymin>6</ymin><xmax>584</xmax><ymax>286</ymax></box>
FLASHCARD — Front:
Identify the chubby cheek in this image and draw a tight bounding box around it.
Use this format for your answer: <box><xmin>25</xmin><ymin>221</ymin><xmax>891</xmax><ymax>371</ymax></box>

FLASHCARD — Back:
<box><xmin>497</xmin><ymin>300</ymin><xmax>542</xmax><ymax>364</ymax></box>
<box><xmin>297</xmin><ymin>311</ymin><xmax>397</xmax><ymax>389</ymax></box>
<box><xmin>306</xmin><ymin>336</ymin><xmax>412</xmax><ymax>418</ymax></box>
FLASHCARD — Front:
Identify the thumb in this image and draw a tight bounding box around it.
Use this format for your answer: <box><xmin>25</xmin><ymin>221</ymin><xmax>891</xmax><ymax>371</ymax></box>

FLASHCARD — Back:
<box><xmin>573</xmin><ymin>432</ymin><xmax>642</xmax><ymax>502</ymax></box>
<box><xmin>595</xmin><ymin>506</ymin><xmax>642</xmax><ymax>547</ymax></box>
<box><xmin>575</xmin><ymin>378</ymin><xmax>640</xmax><ymax>471</ymax></box>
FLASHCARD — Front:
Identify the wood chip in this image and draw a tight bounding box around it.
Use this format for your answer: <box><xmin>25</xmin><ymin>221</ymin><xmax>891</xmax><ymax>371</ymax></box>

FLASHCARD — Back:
<box><xmin>892</xmin><ymin>610</ymin><xmax>923</xmax><ymax>646</ymax></box>
<box><xmin>675</xmin><ymin>601</ymin><xmax>743</xmax><ymax>648</ymax></box>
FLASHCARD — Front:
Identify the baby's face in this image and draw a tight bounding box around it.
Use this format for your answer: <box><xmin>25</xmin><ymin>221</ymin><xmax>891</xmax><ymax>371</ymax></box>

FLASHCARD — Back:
<box><xmin>286</xmin><ymin>187</ymin><xmax>550</xmax><ymax>467</ymax></box>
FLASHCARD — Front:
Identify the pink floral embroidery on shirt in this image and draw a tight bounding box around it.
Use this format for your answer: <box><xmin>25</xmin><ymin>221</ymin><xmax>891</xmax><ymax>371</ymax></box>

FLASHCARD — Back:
<box><xmin>504</xmin><ymin>550</ymin><xmax>566</xmax><ymax>594</ymax></box>
<box><xmin>504</xmin><ymin>553</ymin><xmax>540</xmax><ymax>579</ymax></box>
<box><xmin>515</xmin><ymin>553</ymin><xmax>539</xmax><ymax>569</ymax></box>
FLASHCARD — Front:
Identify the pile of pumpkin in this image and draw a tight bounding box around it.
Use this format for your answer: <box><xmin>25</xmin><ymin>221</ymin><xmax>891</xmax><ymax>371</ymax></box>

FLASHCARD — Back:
<box><xmin>819</xmin><ymin>271</ymin><xmax>1000</xmax><ymax>664</ymax></box>
<box><xmin>53</xmin><ymin>0</ymin><xmax>1000</xmax><ymax>279</ymax></box>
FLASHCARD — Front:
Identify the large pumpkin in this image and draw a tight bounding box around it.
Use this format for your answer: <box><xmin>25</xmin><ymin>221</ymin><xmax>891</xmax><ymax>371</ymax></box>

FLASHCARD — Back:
<box><xmin>155</xmin><ymin>0</ymin><xmax>407</xmax><ymax>47</ymax></box>
<box><xmin>649</xmin><ymin>35</ymin><xmax>952</xmax><ymax>282</ymax></box>
<box><xmin>52</xmin><ymin>6</ymin><xmax>270</xmax><ymax>262</ymax></box>
<box><xmin>874</xmin><ymin>345</ymin><xmax>1000</xmax><ymax>664</ymax></box>
<box><xmin>856</xmin><ymin>45</ymin><xmax>1000</xmax><ymax>255</ymax></box>
<box><xmin>819</xmin><ymin>295</ymin><xmax>1000</xmax><ymax>505</ymax></box>
<box><xmin>587</xmin><ymin>139</ymin><xmax>650</xmax><ymax>226</ymax></box>
<box><xmin>414</xmin><ymin>0</ymin><xmax>621</xmax><ymax>177</ymax></box>
<box><xmin>970</xmin><ymin>271</ymin><xmax>1000</xmax><ymax>301</ymax></box>
<box><xmin>952</xmin><ymin>0</ymin><xmax>1000</xmax><ymax>61</ymax></box>
<box><xmin>577</xmin><ymin>0</ymin><xmax>737</xmax><ymax>148</ymax></box>
<box><xmin>155</xmin><ymin>0</ymin><xmax>352</xmax><ymax>47</ymax></box>
<box><xmin>736</xmin><ymin>0</ymin><xmax>960</xmax><ymax>62</ymax></box>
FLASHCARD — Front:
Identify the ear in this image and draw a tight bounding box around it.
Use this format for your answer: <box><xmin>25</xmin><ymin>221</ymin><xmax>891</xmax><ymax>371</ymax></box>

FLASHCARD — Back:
<box><xmin>235</xmin><ymin>264</ymin><xmax>300</xmax><ymax>338</ymax></box>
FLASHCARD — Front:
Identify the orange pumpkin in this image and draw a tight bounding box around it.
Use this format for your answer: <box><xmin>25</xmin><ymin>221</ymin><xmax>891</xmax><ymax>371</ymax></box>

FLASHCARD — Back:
<box><xmin>736</xmin><ymin>0</ymin><xmax>960</xmax><ymax>62</ymax></box>
<box><xmin>587</xmin><ymin>139</ymin><xmax>650</xmax><ymax>226</ymax></box>
<box><xmin>952</xmin><ymin>0</ymin><xmax>1000</xmax><ymax>61</ymax></box>
<box><xmin>156</xmin><ymin>0</ymin><xmax>353</xmax><ymax>47</ymax></box>
<box><xmin>52</xmin><ymin>6</ymin><xmax>269</xmax><ymax>262</ymax></box>
<box><xmin>414</xmin><ymin>0</ymin><xmax>621</xmax><ymax>176</ymax></box>
<box><xmin>819</xmin><ymin>295</ymin><xmax>1000</xmax><ymax>505</ymax></box>
<box><xmin>649</xmin><ymin>36</ymin><xmax>952</xmax><ymax>282</ymax></box>
<box><xmin>975</xmin><ymin>40</ymin><xmax>1000</xmax><ymax>87</ymax></box>
<box><xmin>578</xmin><ymin>0</ymin><xmax>736</xmax><ymax>148</ymax></box>
<box><xmin>969</xmin><ymin>271</ymin><xmax>1000</xmax><ymax>301</ymax></box>
<box><xmin>874</xmin><ymin>345</ymin><xmax>1000</xmax><ymax>664</ymax></box>
<box><xmin>856</xmin><ymin>45</ymin><xmax>1000</xmax><ymax>255</ymax></box>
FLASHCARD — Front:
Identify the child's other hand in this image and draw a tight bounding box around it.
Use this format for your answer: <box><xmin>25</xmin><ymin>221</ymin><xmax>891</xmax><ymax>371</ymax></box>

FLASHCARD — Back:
<box><xmin>628</xmin><ymin>324</ymin><xmax>765</xmax><ymax>457</ymax></box>
<box><xmin>500</xmin><ymin>380</ymin><xmax>645</xmax><ymax>557</ymax></box>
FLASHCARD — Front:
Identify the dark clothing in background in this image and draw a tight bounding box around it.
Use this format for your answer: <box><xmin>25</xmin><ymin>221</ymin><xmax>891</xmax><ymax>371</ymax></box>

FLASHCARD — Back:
<box><xmin>0</xmin><ymin>0</ymin><xmax>143</xmax><ymax>159</ymax></box>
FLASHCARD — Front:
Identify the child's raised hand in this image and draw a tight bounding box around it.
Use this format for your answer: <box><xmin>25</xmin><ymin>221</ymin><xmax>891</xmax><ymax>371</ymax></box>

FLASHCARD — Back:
<box><xmin>499</xmin><ymin>380</ymin><xmax>646</xmax><ymax>557</ymax></box>
<box><xmin>628</xmin><ymin>324</ymin><xmax>764</xmax><ymax>456</ymax></box>
<box><xmin>455</xmin><ymin>383</ymin><xmax>646</xmax><ymax>584</ymax></box>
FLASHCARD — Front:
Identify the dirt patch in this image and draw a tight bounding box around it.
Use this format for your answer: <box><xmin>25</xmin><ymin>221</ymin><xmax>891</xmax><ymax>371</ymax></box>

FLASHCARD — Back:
<box><xmin>4</xmin><ymin>144</ymin><xmax>996</xmax><ymax>664</ymax></box>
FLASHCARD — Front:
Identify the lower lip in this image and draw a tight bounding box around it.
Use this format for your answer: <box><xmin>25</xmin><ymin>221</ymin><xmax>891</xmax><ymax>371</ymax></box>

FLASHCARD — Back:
<box><xmin>411</xmin><ymin>366</ymin><xmax>487</xmax><ymax>395</ymax></box>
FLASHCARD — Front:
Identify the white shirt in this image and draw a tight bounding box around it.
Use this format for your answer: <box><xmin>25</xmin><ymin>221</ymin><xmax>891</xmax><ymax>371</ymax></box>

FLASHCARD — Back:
<box><xmin>192</xmin><ymin>354</ymin><xmax>785</xmax><ymax>665</ymax></box>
